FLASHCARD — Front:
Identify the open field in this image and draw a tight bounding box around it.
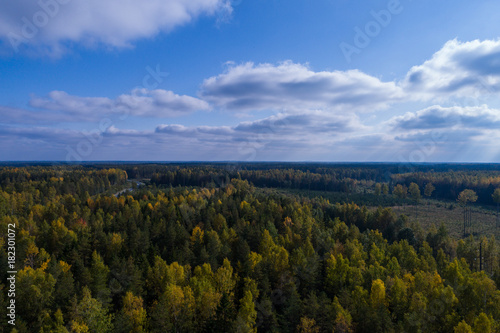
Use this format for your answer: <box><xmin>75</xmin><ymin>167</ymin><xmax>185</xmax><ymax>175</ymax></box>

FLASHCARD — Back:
<box><xmin>264</xmin><ymin>187</ymin><xmax>500</xmax><ymax>239</ymax></box>
<box><xmin>391</xmin><ymin>201</ymin><xmax>500</xmax><ymax>239</ymax></box>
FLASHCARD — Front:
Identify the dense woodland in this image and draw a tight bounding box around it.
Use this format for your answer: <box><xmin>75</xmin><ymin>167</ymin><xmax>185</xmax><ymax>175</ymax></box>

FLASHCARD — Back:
<box><xmin>1</xmin><ymin>163</ymin><xmax>500</xmax><ymax>332</ymax></box>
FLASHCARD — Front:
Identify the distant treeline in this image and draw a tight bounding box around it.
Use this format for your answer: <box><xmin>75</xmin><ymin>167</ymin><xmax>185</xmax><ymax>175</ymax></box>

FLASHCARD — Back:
<box><xmin>130</xmin><ymin>163</ymin><xmax>500</xmax><ymax>207</ymax></box>
<box><xmin>392</xmin><ymin>171</ymin><xmax>500</xmax><ymax>206</ymax></box>
<box><xmin>3</xmin><ymin>162</ymin><xmax>499</xmax><ymax>206</ymax></box>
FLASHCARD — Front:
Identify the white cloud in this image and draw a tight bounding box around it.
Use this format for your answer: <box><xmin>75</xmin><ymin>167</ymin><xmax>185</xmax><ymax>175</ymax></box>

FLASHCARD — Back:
<box><xmin>0</xmin><ymin>0</ymin><xmax>231</xmax><ymax>55</ymax></box>
<box><xmin>30</xmin><ymin>91</ymin><xmax>113</xmax><ymax>115</ymax></box>
<box><xmin>153</xmin><ymin>111</ymin><xmax>367</xmax><ymax>160</ymax></box>
<box><xmin>0</xmin><ymin>125</ymin><xmax>75</xmax><ymax>141</ymax></box>
<box><xmin>199</xmin><ymin>41</ymin><xmax>500</xmax><ymax>113</ymax></box>
<box><xmin>402</xmin><ymin>39</ymin><xmax>500</xmax><ymax>100</ymax></box>
<box><xmin>156</xmin><ymin>124</ymin><xmax>233</xmax><ymax>136</ymax></box>
<box><xmin>0</xmin><ymin>105</ymin><xmax>66</xmax><ymax>124</ymax></box>
<box><xmin>4</xmin><ymin>38</ymin><xmax>500</xmax><ymax>161</ymax></box>
<box><xmin>384</xmin><ymin>105</ymin><xmax>500</xmax><ymax>162</ymax></box>
<box><xmin>104</xmin><ymin>125</ymin><xmax>147</xmax><ymax>136</ymax></box>
<box><xmin>200</xmin><ymin>61</ymin><xmax>404</xmax><ymax>112</ymax></box>
<box><xmin>156</xmin><ymin>110</ymin><xmax>364</xmax><ymax>139</ymax></box>
<box><xmin>388</xmin><ymin>105</ymin><xmax>500</xmax><ymax>131</ymax></box>
<box><xmin>30</xmin><ymin>88</ymin><xmax>211</xmax><ymax>119</ymax></box>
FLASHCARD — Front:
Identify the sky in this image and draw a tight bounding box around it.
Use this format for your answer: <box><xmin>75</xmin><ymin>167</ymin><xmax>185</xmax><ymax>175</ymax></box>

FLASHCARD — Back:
<box><xmin>1</xmin><ymin>0</ymin><xmax>500</xmax><ymax>162</ymax></box>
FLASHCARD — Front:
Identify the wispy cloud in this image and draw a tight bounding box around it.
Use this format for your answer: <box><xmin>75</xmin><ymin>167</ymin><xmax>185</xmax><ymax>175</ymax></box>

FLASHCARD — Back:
<box><xmin>156</xmin><ymin>110</ymin><xmax>364</xmax><ymax>139</ymax></box>
<box><xmin>29</xmin><ymin>89</ymin><xmax>210</xmax><ymax>120</ymax></box>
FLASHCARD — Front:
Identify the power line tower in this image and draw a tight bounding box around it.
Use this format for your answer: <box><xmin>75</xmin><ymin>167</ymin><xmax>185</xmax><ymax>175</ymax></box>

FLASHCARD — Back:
<box><xmin>479</xmin><ymin>240</ymin><xmax>483</xmax><ymax>271</ymax></box>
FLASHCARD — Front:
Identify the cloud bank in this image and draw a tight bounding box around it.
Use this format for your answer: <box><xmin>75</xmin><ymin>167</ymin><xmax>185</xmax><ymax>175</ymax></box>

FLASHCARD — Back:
<box><xmin>389</xmin><ymin>105</ymin><xmax>500</xmax><ymax>131</ymax></box>
<box><xmin>201</xmin><ymin>61</ymin><xmax>404</xmax><ymax>112</ymax></box>
<box><xmin>29</xmin><ymin>89</ymin><xmax>210</xmax><ymax>120</ymax></box>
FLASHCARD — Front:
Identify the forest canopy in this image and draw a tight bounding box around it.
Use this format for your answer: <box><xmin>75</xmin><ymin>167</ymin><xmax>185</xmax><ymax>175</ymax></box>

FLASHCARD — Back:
<box><xmin>1</xmin><ymin>163</ymin><xmax>500</xmax><ymax>332</ymax></box>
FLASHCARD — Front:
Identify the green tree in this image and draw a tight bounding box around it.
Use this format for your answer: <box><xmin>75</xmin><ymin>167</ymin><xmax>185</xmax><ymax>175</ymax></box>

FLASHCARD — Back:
<box><xmin>89</xmin><ymin>251</ymin><xmax>111</xmax><ymax>307</ymax></box>
<box><xmin>424</xmin><ymin>183</ymin><xmax>435</xmax><ymax>198</ymax></box>
<box><xmin>332</xmin><ymin>297</ymin><xmax>354</xmax><ymax>333</ymax></box>
<box><xmin>70</xmin><ymin>287</ymin><xmax>113</xmax><ymax>333</ymax></box>
<box><xmin>40</xmin><ymin>309</ymin><xmax>69</xmax><ymax>333</ymax></box>
<box><xmin>408</xmin><ymin>182</ymin><xmax>421</xmax><ymax>220</ymax></box>
<box><xmin>382</xmin><ymin>184</ymin><xmax>389</xmax><ymax>196</ymax></box>
<box><xmin>424</xmin><ymin>182</ymin><xmax>436</xmax><ymax>219</ymax></box>
<box><xmin>0</xmin><ymin>284</ymin><xmax>7</xmax><ymax>331</ymax></box>
<box><xmin>473</xmin><ymin>312</ymin><xmax>492</xmax><ymax>333</ymax></box>
<box><xmin>326</xmin><ymin>253</ymin><xmax>354</xmax><ymax>295</ymax></box>
<box><xmin>235</xmin><ymin>290</ymin><xmax>257</xmax><ymax>333</ymax></box>
<box><xmin>190</xmin><ymin>263</ymin><xmax>222</xmax><ymax>327</ymax></box>
<box><xmin>51</xmin><ymin>260</ymin><xmax>75</xmax><ymax>312</ymax></box>
<box><xmin>16</xmin><ymin>263</ymin><xmax>56</xmax><ymax>331</ymax></box>
<box><xmin>393</xmin><ymin>184</ymin><xmax>408</xmax><ymax>210</ymax></box>
<box><xmin>205</xmin><ymin>292</ymin><xmax>236</xmax><ymax>333</ymax></box>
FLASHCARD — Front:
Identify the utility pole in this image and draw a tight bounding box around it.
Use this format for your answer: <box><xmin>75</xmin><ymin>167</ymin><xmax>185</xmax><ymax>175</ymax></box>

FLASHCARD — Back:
<box><xmin>463</xmin><ymin>207</ymin><xmax>466</xmax><ymax>238</ymax></box>
<box><xmin>479</xmin><ymin>240</ymin><xmax>483</xmax><ymax>271</ymax></box>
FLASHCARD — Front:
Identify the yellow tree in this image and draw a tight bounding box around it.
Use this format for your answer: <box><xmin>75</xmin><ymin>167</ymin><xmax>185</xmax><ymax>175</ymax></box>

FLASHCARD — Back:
<box><xmin>473</xmin><ymin>312</ymin><xmax>492</xmax><ymax>333</ymax></box>
<box><xmin>332</xmin><ymin>297</ymin><xmax>354</xmax><ymax>333</ymax></box>
<box><xmin>117</xmin><ymin>292</ymin><xmax>147</xmax><ymax>333</ymax></box>
<box><xmin>214</xmin><ymin>258</ymin><xmax>236</xmax><ymax>297</ymax></box>
<box><xmin>369</xmin><ymin>279</ymin><xmax>391</xmax><ymax>331</ymax></box>
<box><xmin>297</xmin><ymin>317</ymin><xmax>320</xmax><ymax>333</ymax></box>
<box><xmin>454</xmin><ymin>320</ymin><xmax>473</xmax><ymax>333</ymax></box>
<box><xmin>16</xmin><ymin>262</ymin><xmax>56</xmax><ymax>331</ymax></box>
<box><xmin>150</xmin><ymin>284</ymin><xmax>195</xmax><ymax>332</ymax></box>
<box><xmin>235</xmin><ymin>290</ymin><xmax>257</xmax><ymax>333</ymax></box>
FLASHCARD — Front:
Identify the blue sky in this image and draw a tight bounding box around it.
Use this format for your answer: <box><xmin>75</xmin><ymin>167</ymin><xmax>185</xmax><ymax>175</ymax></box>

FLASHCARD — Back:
<box><xmin>1</xmin><ymin>0</ymin><xmax>500</xmax><ymax>162</ymax></box>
